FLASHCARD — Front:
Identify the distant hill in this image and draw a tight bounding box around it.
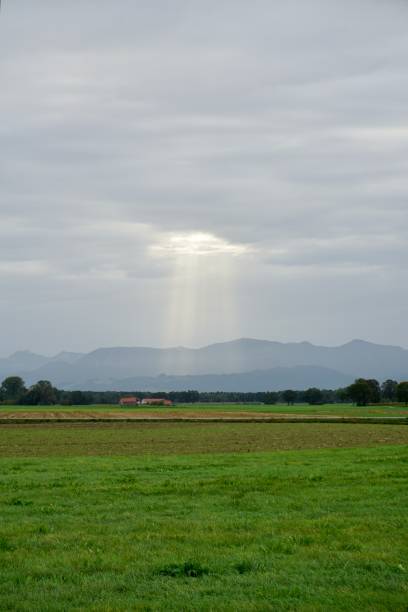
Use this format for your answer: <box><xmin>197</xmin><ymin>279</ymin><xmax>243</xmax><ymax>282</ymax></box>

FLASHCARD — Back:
<box><xmin>0</xmin><ymin>350</ymin><xmax>84</xmax><ymax>378</ymax></box>
<box><xmin>0</xmin><ymin>350</ymin><xmax>50</xmax><ymax>374</ymax></box>
<box><xmin>0</xmin><ymin>338</ymin><xmax>407</xmax><ymax>391</ymax></box>
<box><xmin>76</xmin><ymin>366</ymin><xmax>352</xmax><ymax>393</ymax></box>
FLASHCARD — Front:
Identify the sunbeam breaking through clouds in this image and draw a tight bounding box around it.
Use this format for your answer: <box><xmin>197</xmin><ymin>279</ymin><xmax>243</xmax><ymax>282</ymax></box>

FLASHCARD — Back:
<box><xmin>151</xmin><ymin>232</ymin><xmax>250</xmax><ymax>349</ymax></box>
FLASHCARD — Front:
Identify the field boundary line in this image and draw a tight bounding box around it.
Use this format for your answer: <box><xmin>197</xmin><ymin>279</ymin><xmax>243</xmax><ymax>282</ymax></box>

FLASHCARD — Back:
<box><xmin>0</xmin><ymin>416</ymin><xmax>407</xmax><ymax>425</ymax></box>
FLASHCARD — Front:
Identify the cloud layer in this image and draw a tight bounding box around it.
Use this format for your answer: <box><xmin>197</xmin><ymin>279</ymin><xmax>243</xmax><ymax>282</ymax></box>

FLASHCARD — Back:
<box><xmin>1</xmin><ymin>0</ymin><xmax>407</xmax><ymax>354</ymax></box>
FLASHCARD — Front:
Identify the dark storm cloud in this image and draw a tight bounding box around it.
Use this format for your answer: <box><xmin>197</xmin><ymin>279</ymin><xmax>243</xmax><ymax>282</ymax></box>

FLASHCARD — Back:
<box><xmin>0</xmin><ymin>0</ymin><xmax>407</xmax><ymax>354</ymax></box>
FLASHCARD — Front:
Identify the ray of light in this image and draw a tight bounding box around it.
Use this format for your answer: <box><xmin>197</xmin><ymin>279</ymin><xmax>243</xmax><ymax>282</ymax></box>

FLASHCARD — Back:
<box><xmin>151</xmin><ymin>232</ymin><xmax>249</xmax><ymax>357</ymax></box>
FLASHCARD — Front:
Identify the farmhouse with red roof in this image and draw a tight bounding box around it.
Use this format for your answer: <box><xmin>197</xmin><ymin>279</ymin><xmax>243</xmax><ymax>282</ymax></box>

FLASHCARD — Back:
<box><xmin>141</xmin><ymin>398</ymin><xmax>173</xmax><ymax>406</ymax></box>
<box><xmin>118</xmin><ymin>396</ymin><xmax>140</xmax><ymax>406</ymax></box>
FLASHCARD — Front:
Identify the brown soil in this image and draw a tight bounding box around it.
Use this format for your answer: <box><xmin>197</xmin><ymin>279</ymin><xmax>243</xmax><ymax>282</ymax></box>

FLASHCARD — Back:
<box><xmin>0</xmin><ymin>422</ymin><xmax>407</xmax><ymax>457</ymax></box>
<box><xmin>0</xmin><ymin>410</ymin><xmax>406</xmax><ymax>424</ymax></box>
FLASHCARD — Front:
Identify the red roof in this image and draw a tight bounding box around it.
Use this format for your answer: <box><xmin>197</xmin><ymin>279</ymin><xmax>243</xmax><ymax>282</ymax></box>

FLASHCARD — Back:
<box><xmin>142</xmin><ymin>398</ymin><xmax>172</xmax><ymax>405</ymax></box>
<box><xmin>119</xmin><ymin>397</ymin><xmax>140</xmax><ymax>405</ymax></box>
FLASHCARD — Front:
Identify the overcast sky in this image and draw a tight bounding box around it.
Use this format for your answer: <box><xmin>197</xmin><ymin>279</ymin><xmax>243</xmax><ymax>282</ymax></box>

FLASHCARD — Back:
<box><xmin>0</xmin><ymin>0</ymin><xmax>407</xmax><ymax>356</ymax></box>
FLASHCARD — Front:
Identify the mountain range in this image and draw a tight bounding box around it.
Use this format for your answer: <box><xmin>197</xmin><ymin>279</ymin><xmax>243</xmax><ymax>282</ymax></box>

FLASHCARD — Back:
<box><xmin>1</xmin><ymin>338</ymin><xmax>407</xmax><ymax>391</ymax></box>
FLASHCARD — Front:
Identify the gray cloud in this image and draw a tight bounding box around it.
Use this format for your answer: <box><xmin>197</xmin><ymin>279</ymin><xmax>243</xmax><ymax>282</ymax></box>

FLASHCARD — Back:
<box><xmin>0</xmin><ymin>0</ymin><xmax>407</xmax><ymax>355</ymax></box>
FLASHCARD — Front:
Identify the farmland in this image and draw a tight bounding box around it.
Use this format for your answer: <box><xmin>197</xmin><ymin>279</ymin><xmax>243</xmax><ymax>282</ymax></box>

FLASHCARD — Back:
<box><xmin>0</xmin><ymin>419</ymin><xmax>407</xmax><ymax>610</ymax></box>
<box><xmin>1</xmin><ymin>422</ymin><xmax>408</xmax><ymax>457</ymax></box>
<box><xmin>1</xmin><ymin>402</ymin><xmax>408</xmax><ymax>419</ymax></box>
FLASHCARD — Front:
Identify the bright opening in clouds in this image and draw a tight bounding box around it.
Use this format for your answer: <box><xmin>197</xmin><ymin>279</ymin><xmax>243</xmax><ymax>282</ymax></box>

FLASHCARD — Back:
<box><xmin>0</xmin><ymin>0</ymin><xmax>407</xmax><ymax>354</ymax></box>
<box><xmin>150</xmin><ymin>232</ymin><xmax>248</xmax><ymax>346</ymax></box>
<box><xmin>153</xmin><ymin>233</ymin><xmax>250</xmax><ymax>257</ymax></box>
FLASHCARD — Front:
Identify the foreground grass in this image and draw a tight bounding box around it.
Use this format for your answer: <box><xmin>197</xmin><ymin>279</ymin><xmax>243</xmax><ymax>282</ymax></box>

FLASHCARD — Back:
<box><xmin>0</xmin><ymin>422</ymin><xmax>408</xmax><ymax>457</ymax></box>
<box><xmin>0</xmin><ymin>444</ymin><xmax>407</xmax><ymax>610</ymax></box>
<box><xmin>2</xmin><ymin>402</ymin><xmax>408</xmax><ymax>417</ymax></box>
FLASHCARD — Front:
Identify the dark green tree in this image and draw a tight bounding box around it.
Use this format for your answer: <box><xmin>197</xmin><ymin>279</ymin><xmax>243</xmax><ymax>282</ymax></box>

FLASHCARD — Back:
<box><xmin>23</xmin><ymin>380</ymin><xmax>57</xmax><ymax>406</ymax></box>
<box><xmin>184</xmin><ymin>390</ymin><xmax>200</xmax><ymax>403</ymax></box>
<box><xmin>347</xmin><ymin>378</ymin><xmax>381</xmax><ymax>406</ymax></box>
<box><xmin>0</xmin><ymin>376</ymin><xmax>26</xmax><ymax>401</ymax></box>
<box><xmin>397</xmin><ymin>381</ymin><xmax>408</xmax><ymax>405</ymax></box>
<box><xmin>381</xmin><ymin>379</ymin><xmax>398</xmax><ymax>402</ymax></box>
<box><xmin>304</xmin><ymin>387</ymin><xmax>323</xmax><ymax>405</ymax></box>
<box><xmin>336</xmin><ymin>387</ymin><xmax>350</xmax><ymax>403</ymax></box>
<box><xmin>68</xmin><ymin>390</ymin><xmax>95</xmax><ymax>405</ymax></box>
<box><xmin>347</xmin><ymin>379</ymin><xmax>372</xmax><ymax>406</ymax></box>
<box><xmin>264</xmin><ymin>392</ymin><xmax>278</xmax><ymax>405</ymax></box>
<box><xmin>282</xmin><ymin>389</ymin><xmax>296</xmax><ymax>405</ymax></box>
<box><xmin>366</xmin><ymin>379</ymin><xmax>381</xmax><ymax>403</ymax></box>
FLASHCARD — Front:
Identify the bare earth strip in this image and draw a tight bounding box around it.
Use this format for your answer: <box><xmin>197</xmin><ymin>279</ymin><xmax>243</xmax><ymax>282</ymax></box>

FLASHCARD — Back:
<box><xmin>0</xmin><ymin>422</ymin><xmax>408</xmax><ymax>457</ymax></box>
<box><xmin>0</xmin><ymin>410</ymin><xmax>407</xmax><ymax>424</ymax></box>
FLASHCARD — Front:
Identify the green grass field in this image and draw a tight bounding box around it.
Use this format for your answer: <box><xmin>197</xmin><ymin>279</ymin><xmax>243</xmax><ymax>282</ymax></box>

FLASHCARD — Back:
<box><xmin>2</xmin><ymin>402</ymin><xmax>408</xmax><ymax>418</ymax></box>
<box><xmin>0</xmin><ymin>422</ymin><xmax>407</xmax><ymax>610</ymax></box>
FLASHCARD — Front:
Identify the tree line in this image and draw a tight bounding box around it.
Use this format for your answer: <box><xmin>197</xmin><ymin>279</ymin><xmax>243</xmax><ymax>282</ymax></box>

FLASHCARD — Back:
<box><xmin>0</xmin><ymin>375</ymin><xmax>408</xmax><ymax>406</ymax></box>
